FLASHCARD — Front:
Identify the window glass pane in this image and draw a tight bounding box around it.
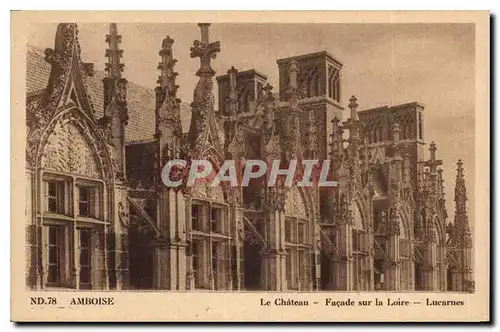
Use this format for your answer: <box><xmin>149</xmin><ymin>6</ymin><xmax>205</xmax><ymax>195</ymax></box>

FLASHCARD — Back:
<box><xmin>80</xmin><ymin>267</ymin><xmax>90</xmax><ymax>283</ymax></box>
<box><xmin>80</xmin><ymin>248</ymin><xmax>90</xmax><ymax>265</ymax></box>
<box><xmin>212</xmin><ymin>244</ymin><xmax>217</xmax><ymax>271</ymax></box>
<box><xmin>48</xmin><ymin>227</ymin><xmax>58</xmax><ymax>245</ymax></box>
<box><xmin>47</xmin><ymin>198</ymin><xmax>57</xmax><ymax>213</ymax></box>
<box><xmin>46</xmin><ymin>181</ymin><xmax>65</xmax><ymax>213</ymax></box>
<box><xmin>298</xmin><ymin>224</ymin><xmax>305</xmax><ymax>243</ymax></box>
<box><xmin>298</xmin><ymin>250</ymin><xmax>303</xmax><ymax>279</ymax></box>
<box><xmin>286</xmin><ymin>251</ymin><xmax>292</xmax><ymax>282</ymax></box>
<box><xmin>285</xmin><ymin>220</ymin><xmax>293</xmax><ymax>242</ymax></box>
<box><xmin>79</xmin><ymin>202</ymin><xmax>89</xmax><ymax>216</ymax></box>
<box><xmin>79</xmin><ymin>230</ymin><xmax>90</xmax><ymax>247</ymax></box>
<box><xmin>79</xmin><ymin>187</ymin><xmax>89</xmax><ymax>201</ymax></box>
<box><xmin>47</xmin><ymin>182</ymin><xmax>57</xmax><ymax>197</ymax></box>
<box><xmin>192</xmin><ymin>241</ymin><xmax>200</xmax><ymax>288</ymax></box>
<box><xmin>48</xmin><ymin>247</ymin><xmax>58</xmax><ymax>263</ymax></box>
<box><xmin>192</xmin><ymin>253</ymin><xmax>198</xmax><ymax>271</ymax></box>
<box><xmin>192</xmin><ymin>205</ymin><xmax>199</xmax><ymax>230</ymax></box>
<box><xmin>211</xmin><ymin>209</ymin><xmax>217</xmax><ymax>233</ymax></box>
<box><xmin>78</xmin><ymin>229</ymin><xmax>91</xmax><ymax>285</ymax></box>
<box><xmin>47</xmin><ymin>265</ymin><xmax>58</xmax><ymax>283</ymax></box>
<box><xmin>78</xmin><ymin>187</ymin><xmax>92</xmax><ymax>216</ymax></box>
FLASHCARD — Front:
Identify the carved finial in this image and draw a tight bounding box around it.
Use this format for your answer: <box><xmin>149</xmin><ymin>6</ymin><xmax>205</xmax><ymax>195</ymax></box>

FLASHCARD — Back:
<box><xmin>227</xmin><ymin>66</ymin><xmax>238</xmax><ymax>101</ymax></box>
<box><xmin>45</xmin><ymin>23</ymin><xmax>94</xmax><ymax>77</ymax></box>
<box><xmin>262</xmin><ymin>83</ymin><xmax>276</xmax><ymax>138</ymax></box>
<box><xmin>348</xmin><ymin>95</ymin><xmax>358</xmax><ymax>107</ymax></box>
<box><xmin>421</xmin><ymin>140</ymin><xmax>442</xmax><ymax>174</ymax></box>
<box><xmin>45</xmin><ymin>23</ymin><xmax>77</xmax><ymax>65</ymax></box>
<box><xmin>429</xmin><ymin>141</ymin><xmax>437</xmax><ymax>160</ymax></box>
<box><xmin>329</xmin><ymin>117</ymin><xmax>343</xmax><ymax>159</ymax></box>
<box><xmin>190</xmin><ymin>23</ymin><xmax>221</xmax><ymax>77</ymax></box>
<box><xmin>157</xmin><ymin>36</ymin><xmax>179</xmax><ymax>99</ymax></box>
<box><xmin>105</xmin><ymin>23</ymin><xmax>124</xmax><ymax>79</ymax></box>
<box><xmin>288</xmin><ymin>60</ymin><xmax>298</xmax><ymax>89</ymax></box>
<box><xmin>103</xmin><ymin>23</ymin><xmax>127</xmax><ymax>118</ymax></box>
<box><xmin>263</xmin><ymin>82</ymin><xmax>273</xmax><ymax>93</ymax></box>
<box><xmin>162</xmin><ymin>36</ymin><xmax>174</xmax><ymax>48</ymax></box>
<box><xmin>452</xmin><ymin>158</ymin><xmax>472</xmax><ymax>248</ymax></box>
<box><xmin>457</xmin><ymin>159</ymin><xmax>464</xmax><ymax>177</ymax></box>
<box><xmin>349</xmin><ymin>95</ymin><xmax>358</xmax><ymax>121</ymax></box>
<box><xmin>224</xmin><ymin>66</ymin><xmax>239</xmax><ymax>146</ymax></box>
<box><xmin>455</xmin><ymin>159</ymin><xmax>467</xmax><ymax>202</ymax></box>
<box><xmin>155</xmin><ymin>35</ymin><xmax>181</xmax><ymax>136</ymax></box>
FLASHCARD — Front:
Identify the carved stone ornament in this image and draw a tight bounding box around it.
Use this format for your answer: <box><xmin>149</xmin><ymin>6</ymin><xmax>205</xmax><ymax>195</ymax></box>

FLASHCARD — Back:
<box><xmin>266</xmin><ymin>186</ymin><xmax>287</xmax><ymax>212</ymax></box>
<box><xmin>284</xmin><ymin>187</ymin><xmax>307</xmax><ymax>218</ymax></box>
<box><xmin>237</xmin><ymin>219</ymin><xmax>246</xmax><ymax>241</ymax></box>
<box><xmin>388</xmin><ymin>207</ymin><xmax>401</xmax><ymax>236</ymax></box>
<box><xmin>227</xmin><ymin>133</ymin><xmax>245</xmax><ymax>158</ymax></box>
<box><xmin>26</xmin><ymin>24</ymin><xmax>115</xmax><ymax>184</ymax></box>
<box><xmin>118</xmin><ymin>201</ymin><xmax>129</xmax><ymax>228</ymax></box>
<box><xmin>29</xmin><ymin>107</ymin><xmax>113</xmax><ymax>183</ymax></box>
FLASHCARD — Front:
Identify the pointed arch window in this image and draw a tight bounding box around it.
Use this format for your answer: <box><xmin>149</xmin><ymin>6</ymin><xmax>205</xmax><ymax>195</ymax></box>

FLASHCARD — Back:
<box><xmin>328</xmin><ymin>65</ymin><xmax>341</xmax><ymax>102</ymax></box>
<box><xmin>418</xmin><ymin>112</ymin><xmax>424</xmax><ymax>140</ymax></box>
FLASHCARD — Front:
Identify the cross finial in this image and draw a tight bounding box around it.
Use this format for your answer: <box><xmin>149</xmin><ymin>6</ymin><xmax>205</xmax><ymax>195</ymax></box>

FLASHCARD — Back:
<box><xmin>424</xmin><ymin>141</ymin><xmax>442</xmax><ymax>173</ymax></box>
<box><xmin>190</xmin><ymin>23</ymin><xmax>220</xmax><ymax>77</ymax></box>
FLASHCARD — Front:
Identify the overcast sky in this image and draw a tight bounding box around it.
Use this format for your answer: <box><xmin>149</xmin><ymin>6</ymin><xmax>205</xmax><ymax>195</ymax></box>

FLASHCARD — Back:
<box><xmin>27</xmin><ymin>23</ymin><xmax>475</xmax><ymax>229</ymax></box>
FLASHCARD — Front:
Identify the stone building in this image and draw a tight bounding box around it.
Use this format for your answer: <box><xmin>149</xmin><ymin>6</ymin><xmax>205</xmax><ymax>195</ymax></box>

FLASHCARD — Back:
<box><xmin>25</xmin><ymin>22</ymin><xmax>474</xmax><ymax>292</ymax></box>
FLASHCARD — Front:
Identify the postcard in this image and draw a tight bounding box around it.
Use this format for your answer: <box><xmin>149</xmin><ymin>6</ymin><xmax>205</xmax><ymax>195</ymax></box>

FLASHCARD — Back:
<box><xmin>11</xmin><ymin>10</ymin><xmax>490</xmax><ymax>322</ymax></box>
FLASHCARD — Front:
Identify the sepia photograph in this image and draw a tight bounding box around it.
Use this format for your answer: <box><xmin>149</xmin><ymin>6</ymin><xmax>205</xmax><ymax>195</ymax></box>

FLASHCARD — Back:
<box><xmin>11</xmin><ymin>10</ymin><xmax>490</xmax><ymax>322</ymax></box>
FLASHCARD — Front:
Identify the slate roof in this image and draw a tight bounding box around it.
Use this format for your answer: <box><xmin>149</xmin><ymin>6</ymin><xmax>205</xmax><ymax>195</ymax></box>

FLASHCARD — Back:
<box><xmin>26</xmin><ymin>45</ymin><xmax>191</xmax><ymax>142</ymax></box>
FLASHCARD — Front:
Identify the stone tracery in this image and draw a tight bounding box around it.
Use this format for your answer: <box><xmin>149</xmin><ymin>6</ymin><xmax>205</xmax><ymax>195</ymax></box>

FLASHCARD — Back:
<box><xmin>25</xmin><ymin>22</ymin><xmax>474</xmax><ymax>293</ymax></box>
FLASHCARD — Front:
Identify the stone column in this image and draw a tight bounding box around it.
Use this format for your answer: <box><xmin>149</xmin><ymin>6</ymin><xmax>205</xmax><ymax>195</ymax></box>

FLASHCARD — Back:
<box><xmin>332</xmin><ymin>224</ymin><xmax>351</xmax><ymax>290</ymax></box>
<box><xmin>462</xmin><ymin>247</ymin><xmax>474</xmax><ymax>291</ymax></box>
<box><xmin>422</xmin><ymin>239</ymin><xmax>437</xmax><ymax>291</ymax></box>
<box><xmin>437</xmin><ymin>245</ymin><xmax>447</xmax><ymax>291</ymax></box>
<box><xmin>109</xmin><ymin>183</ymin><xmax>129</xmax><ymax>290</ymax></box>
<box><xmin>385</xmin><ymin>233</ymin><xmax>400</xmax><ymax>291</ymax></box>
<box><xmin>451</xmin><ymin>247</ymin><xmax>473</xmax><ymax>292</ymax></box>
<box><xmin>409</xmin><ymin>240</ymin><xmax>416</xmax><ymax>290</ymax></box>
<box><xmin>449</xmin><ymin>265</ymin><xmax>460</xmax><ymax>291</ymax></box>
<box><xmin>262</xmin><ymin>208</ymin><xmax>286</xmax><ymax>290</ymax></box>
<box><xmin>365</xmin><ymin>231</ymin><xmax>375</xmax><ymax>291</ymax></box>
<box><xmin>233</xmin><ymin>206</ymin><xmax>244</xmax><ymax>290</ymax></box>
<box><xmin>152</xmin><ymin>188</ymin><xmax>187</xmax><ymax>290</ymax></box>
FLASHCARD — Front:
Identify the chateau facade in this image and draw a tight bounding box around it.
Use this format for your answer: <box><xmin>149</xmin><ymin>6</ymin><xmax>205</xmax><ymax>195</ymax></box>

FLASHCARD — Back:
<box><xmin>25</xmin><ymin>23</ymin><xmax>474</xmax><ymax>292</ymax></box>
